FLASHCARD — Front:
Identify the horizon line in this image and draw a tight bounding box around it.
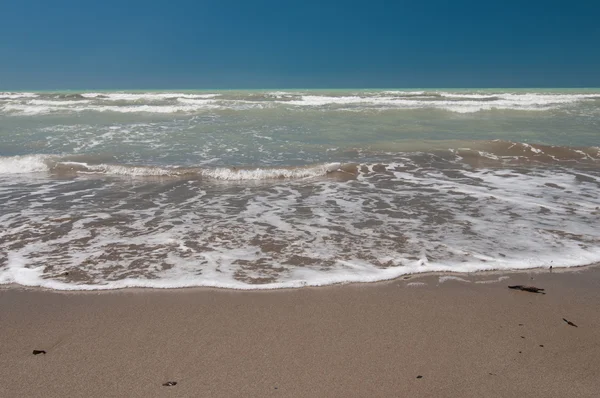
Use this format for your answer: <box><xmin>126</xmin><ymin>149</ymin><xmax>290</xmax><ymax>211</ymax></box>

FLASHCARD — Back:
<box><xmin>3</xmin><ymin>87</ymin><xmax>600</xmax><ymax>92</ymax></box>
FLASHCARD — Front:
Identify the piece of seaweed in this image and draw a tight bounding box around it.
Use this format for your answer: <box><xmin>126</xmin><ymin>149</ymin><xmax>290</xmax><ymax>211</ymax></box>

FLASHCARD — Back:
<box><xmin>508</xmin><ymin>285</ymin><xmax>545</xmax><ymax>294</ymax></box>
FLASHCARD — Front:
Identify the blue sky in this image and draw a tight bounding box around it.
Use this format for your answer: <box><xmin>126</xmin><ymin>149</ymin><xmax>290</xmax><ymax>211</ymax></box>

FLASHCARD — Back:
<box><xmin>1</xmin><ymin>0</ymin><xmax>598</xmax><ymax>89</ymax></box>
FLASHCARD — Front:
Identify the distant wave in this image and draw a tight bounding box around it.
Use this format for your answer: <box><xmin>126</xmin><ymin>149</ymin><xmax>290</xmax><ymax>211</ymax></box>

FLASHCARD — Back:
<box><xmin>0</xmin><ymin>103</ymin><xmax>219</xmax><ymax>115</ymax></box>
<box><xmin>29</xmin><ymin>99</ymin><xmax>92</xmax><ymax>106</ymax></box>
<box><xmin>80</xmin><ymin>92</ymin><xmax>220</xmax><ymax>101</ymax></box>
<box><xmin>0</xmin><ymin>92</ymin><xmax>39</xmax><ymax>99</ymax></box>
<box><xmin>2</xmin><ymin>90</ymin><xmax>599</xmax><ymax>115</ymax></box>
<box><xmin>282</xmin><ymin>93</ymin><xmax>600</xmax><ymax>112</ymax></box>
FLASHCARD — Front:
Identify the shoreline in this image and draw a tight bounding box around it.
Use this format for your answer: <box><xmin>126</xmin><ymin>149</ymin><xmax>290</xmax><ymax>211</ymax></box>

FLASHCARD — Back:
<box><xmin>2</xmin><ymin>262</ymin><xmax>598</xmax><ymax>295</ymax></box>
<box><xmin>2</xmin><ymin>266</ymin><xmax>600</xmax><ymax>397</ymax></box>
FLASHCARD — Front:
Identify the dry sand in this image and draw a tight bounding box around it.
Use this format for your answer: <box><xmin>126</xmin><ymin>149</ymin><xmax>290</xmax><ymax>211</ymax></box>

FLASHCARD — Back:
<box><xmin>1</xmin><ymin>267</ymin><xmax>600</xmax><ymax>397</ymax></box>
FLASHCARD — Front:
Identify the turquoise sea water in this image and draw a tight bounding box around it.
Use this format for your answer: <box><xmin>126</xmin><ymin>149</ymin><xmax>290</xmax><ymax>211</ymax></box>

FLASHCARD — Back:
<box><xmin>0</xmin><ymin>89</ymin><xmax>599</xmax><ymax>289</ymax></box>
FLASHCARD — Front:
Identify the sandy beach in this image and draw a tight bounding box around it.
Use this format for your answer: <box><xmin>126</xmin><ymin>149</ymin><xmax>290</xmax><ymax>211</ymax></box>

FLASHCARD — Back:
<box><xmin>2</xmin><ymin>1</ymin><xmax>599</xmax><ymax>397</ymax></box>
<box><xmin>1</xmin><ymin>267</ymin><xmax>599</xmax><ymax>397</ymax></box>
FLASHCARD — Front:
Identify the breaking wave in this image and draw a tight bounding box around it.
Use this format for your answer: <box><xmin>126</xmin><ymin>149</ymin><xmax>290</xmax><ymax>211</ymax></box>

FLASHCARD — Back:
<box><xmin>0</xmin><ymin>155</ymin><xmax>344</xmax><ymax>180</ymax></box>
<box><xmin>2</xmin><ymin>141</ymin><xmax>598</xmax><ymax>182</ymax></box>
<box><xmin>1</xmin><ymin>90</ymin><xmax>599</xmax><ymax>115</ymax></box>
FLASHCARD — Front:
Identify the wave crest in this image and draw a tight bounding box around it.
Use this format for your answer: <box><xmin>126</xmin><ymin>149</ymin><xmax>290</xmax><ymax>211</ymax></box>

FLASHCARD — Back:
<box><xmin>2</xmin><ymin>90</ymin><xmax>599</xmax><ymax>115</ymax></box>
<box><xmin>1</xmin><ymin>141</ymin><xmax>598</xmax><ymax>180</ymax></box>
<box><xmin>0</xmin><ymin>155</ymin><xmax>344</xmax><ymax>180</ymax></box>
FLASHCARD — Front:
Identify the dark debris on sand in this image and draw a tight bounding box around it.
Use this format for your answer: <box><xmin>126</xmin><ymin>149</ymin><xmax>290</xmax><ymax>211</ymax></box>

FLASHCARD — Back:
<box><xmin>162</xmin><ymin>381</ymin><xmax>177</xmax><ymax>387</ymax></box>
<box><xmin>508</xmin><ymin>285</ymin><xmax>545</xmax><ymax>294</ymax></box>
<box><xmin>563</xmin><ymin>318</ymin><xmax>578</xmax><ymax>327</ymax></box>
<box><xmin>32</xmin><ymin>350</ymin><xmax>46</xmax><ymax>355</ymax></box>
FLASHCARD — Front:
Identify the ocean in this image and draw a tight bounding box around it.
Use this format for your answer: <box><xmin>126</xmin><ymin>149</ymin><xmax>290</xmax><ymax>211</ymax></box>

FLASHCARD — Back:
<box><xmin>1</xmin><ymin>89</ymin><xmax>599</xmax><ymax>290</ymax></box>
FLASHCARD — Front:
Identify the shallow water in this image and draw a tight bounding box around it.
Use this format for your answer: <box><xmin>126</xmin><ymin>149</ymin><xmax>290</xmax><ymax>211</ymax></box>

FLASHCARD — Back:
<box><xmin>1</xmin><ymin>89</ymin><xmax>599</xmax><ymax>289</ymax></box>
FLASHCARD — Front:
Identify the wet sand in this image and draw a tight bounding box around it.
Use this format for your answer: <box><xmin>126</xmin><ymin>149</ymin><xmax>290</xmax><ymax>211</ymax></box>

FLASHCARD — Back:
<box><xmin>1</xmin><ymin>268</ymin><xmax>600</xmax><ymax>397</ymax></box>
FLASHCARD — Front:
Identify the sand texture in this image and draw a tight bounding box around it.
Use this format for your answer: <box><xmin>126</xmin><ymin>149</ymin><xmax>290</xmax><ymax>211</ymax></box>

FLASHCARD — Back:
<box><xmin>1</xmin><ymin>268</ymin><xmax>599</xmax><ymax>397</ymax></box>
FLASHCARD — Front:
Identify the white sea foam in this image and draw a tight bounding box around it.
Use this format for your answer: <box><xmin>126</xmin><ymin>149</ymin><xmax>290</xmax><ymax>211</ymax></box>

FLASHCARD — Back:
<box><xmin>1</xmin><ymin>158</ymin><xmax>599</xmax><ymax>291</ymax></box>
<box><xmin>438</xmin><ymin>276</ymin><xmax>470</xmax><ymax>283</ymax></box>
<box><xmin>1</xmin><ymin>103</ymin><xmax>217</xmax><ymax>115</ymax></box>
<box><xmin>2</xmin><ymin>90</ymin><xmax>598</xmax><ymax>115</ymax></box>
<box><xmin>0</xmin><ymin>155</ymin><xmax>342</xmax><ymax>180</ymax></box>
<box><xmin>1</xmin><ymin>246</ymin><xmax>598</xmax><ymax>291</ymax></box>
<box><xmin>285</xmin><ymin>95</ymin><xmax>373</xmax><ymax>106</ymax></box>
<box><xmin>85</xmin><ymin>163</ymin><xmax>340</xmax><ymax>179</ymax></box>
<box><xmin>406</xmin><ymin>282</ymin><xmax>427</xmax><ymax>287</ymax></box>
<box><xmin>176</xmin><ymin>97</ymin><xmax>218</xmax><ymax>104</ymax></box>
<box><xmin>94</xmin><ymin>104</ymin><xmax>206</xmax><ymax>113</ymax></box>
<box><xmin>381</xmin><ymin>90</ymin><xmax>427</xmax><ymax>95</ymax></box>
<box><xmin>0</xmin><ymin>92</ymin><xmax>38</xmax><ymax>99</ymax></box>
<box><xmin>281</xmin><ymin>92</ymin><xmax>600</xmax><ymax>113</ymax></box>
<box><xmin>267</xmin><ymin>91</ymin><xmax>298</xmax><ymax>98</ymax></box>
<box><xmin>0</xmin><ymin>155</ymin><xmax>50</xmax><ymax>174</ymax></box>
<box><xmin>199</xmin><ymin>163</ymin><xmax>340</xmax><ymax>180</ymax></box>
<box><xmin>29</xmin><ymin>99</ymin><xmax>92</xmax><ymax>106</ymax></box>
<box><xmin>475</xmin><ymin>276</ymin><xmax>510</xmax><ymax>284</ymax></box>
<box><xmin>80</xmin><ymin>92</ymin><xmax>220</xmax><ymax>100</ymax></box>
